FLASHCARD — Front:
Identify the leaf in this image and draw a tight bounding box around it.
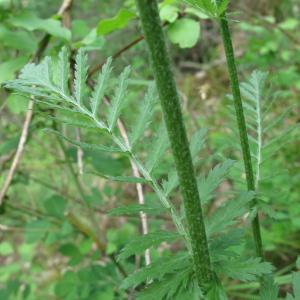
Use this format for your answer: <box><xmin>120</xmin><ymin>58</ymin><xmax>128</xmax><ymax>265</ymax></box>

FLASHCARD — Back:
<box><xmin>107</xmin><ymin>66</ymin><xmax>131</xmax><ymax>131</ymax></box>
<box><xmin>145</xmin><ymin>123</ymin><xmax>169</xmax><ymax>173</ymax></box>
<box><xmin>109</xmin><ymin>203</ymin><xmax>166</xmax><ymax>216</ymax></box>
<box><xmin>74</xmin><ymin>49</ymin><xmax>88</xmax><ymax>105</ymax></box>
<box><xmin>167</xmin><ymin>18</ymin><xmax>200</xmax><ymax>48</ymax></box>
<box><xmin>54</xmin><ymin>271</ymin><xmax>79</xmax><ymax>298</ymax></box>
<box><xmin>292</xmin><ymin>272</ymin><xmax>300</xmax><ymax>300</ymax></box>
<box><xmin>118</xmin><ymin>231</ymin><xmax>181</xmax><ymax>260</ymax></box>
<box><xmin>25</xmin><ymin>220</ymin><xmax>52</xmax><ymax>243</ymax></box>
<box><xmin>44</xmin><ymin>129</ymin><xmax>126</xmax><ymax>155</ymax></box>
<box><xmin>19</xmin><ymin>56</ymin><xmax>53</xmax><ymax>88</ymax></box>
<box><xmin>279</xmin><ymin>18</ymin><xmax>299</xmax><ymax>31</ymax></box>
<box><xmin>43</xmin><ymin>195</ymin><xmax>66</xmax><ymax>218</ymax></box>
<box><xmin>162</xmin><ymin>169</ymin><xmax>179</xmax><ymax>196</ymax></box>
<box><xmin>0</xmin><ymin>56</ymin><xmax>28</xmax><ymax>84</ymax></box>
<box><xmin>57</xmin><ymin>47</ymin><xmax>70</xmax><ymax>95</ymax></box>
<box><xmin>121</xmin><ymin>252</ymin><xmax>190</xmax><ymax>289</ymax></box>
<box><xmin>129</xmin><ymin>83</ymin><xmax>156</xmax><ymax>147</ymax></box>
<box><xmin>9</xmin><ymin>10</ymin><xmax>71</xmax><ymax>40</ymax></box>
<box><xmin>136</xmin><ymin>268</ymin><xmax>192</xmax><ymax>300</ymax></box>
<box><xmin>263</xmin><ymin>106</ymin><xmax>294</xmax><ymax>133</ymax></box>
<box><xmin>197</xmin><ymin>159</ymin><xmax>235</xmax><ymax>204</ymax></box>
<box><xmin>97</xmin><ymin>8</ymin><xmax>136</xmax><ymax>35</ymax></box>
<box><xmin>0</xmin><ymin>242</ymin><xmax>14</xmax><ymax>256</ymax></box>
<box><xmin>7</xmin><ymin>94</ymin><xmax>29</xmax><ymax>114</ymax></box>
<box><xmin>296</xmin><ymin>257</ymin><xmax>300</xmax><ymax>269</ymax></box>
<box><xmin>59</xmin><ymin>243</ymin><xmax>81</xmax><ymax>258</ymax></box>
<box><xmin>207</xmin><ymin>191</ymin><xmax>254</xmax><ymax>236</ymax></box>
<box><xmin>0</xmin><ymin>26</ymin><xmax>37</xmax><ymax>53</ymax></box>
<box><xmin>182</xmin><ymin>0</ymin><xmax>229</xmax><ymax>18</ymax></box>
<box><xmin>260</xmin><ymin>276</ymin><xmax>278</xmax><ymax>300</ymax></box>
<box><xmin>106</xmin><ymin>224</ymin><xmax>136</xmax><ymax>255</ymax></box>
<box><xmin>78</xmin><ymin>28</ymin><xmax>106</xmax><ymax>51</ymax></box>
<box><xmin>216</xmin><ymin>257</ymin><xmax>274</xmax><ymax>282</ymax></box>
<box><xmin>185</xmin><ymin>7</ymin><xmax>210</xmax><ymax>19</ymax></box>
<box><xmin>209</xmin><ymin>229</ymin><xmax>245</xmax><ymax>262</ymax></box>
<box><xmin>90</xmin><ymin>57</ymin><xmax>113</xmax><ymax>116</ymax></box>
<box><xmin>207</xmin><ymin>281</ymin><xmax>228</xmax><ymax>300</ymax></box>
<box><xmin>48</xmin><ymin>110</ymin><xmax>98</xmax><ymax>129</ymax></box>
<box><xmin>0</xmin><ymin>134</ymin><xmax>20</xmax><ymax>156</ymax></box>
<box><xmin>190</xmin><ymin>128</ymin><xmax>207</xmax><ymax>160</ymax></box>
<box><xmin>90</xmin><ymin>171</ymin><xmax>150</xmax><ymax>184</ymax></box>
<box><xmin>160</xmin><ymin>5</ymin><xmax>179</xmax><ymax>23</ymax></box>
<box><xmin>237</xmin><ymin>70</ymin><xmax>295</xmax><ymax>193</ymax></box>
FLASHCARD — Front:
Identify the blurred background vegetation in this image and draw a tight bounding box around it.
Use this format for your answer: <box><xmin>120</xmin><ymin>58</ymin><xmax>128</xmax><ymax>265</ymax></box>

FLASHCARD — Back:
<box><xmin>0</xmin><ymin>0</ymin><xmax>299</xmax><ymax>299</ymax></box>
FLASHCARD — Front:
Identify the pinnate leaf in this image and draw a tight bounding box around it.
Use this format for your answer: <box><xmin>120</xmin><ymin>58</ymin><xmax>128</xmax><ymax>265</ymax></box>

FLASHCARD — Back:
<box><xmin>90</xmin><ymin>57</ymin><xmax>113</xmax><ymax>116</ymax></box>
<box><xmin>198</xmin><ymin>159</ymin><xmax>235</xmax><ymax>204</ymax></box>
<box><xmin>129</xmin><ymin>83</ymin><xmax>156</xmax><ymax>147</ymax></box>
<box><xmin>207</xmin><ymin>191</ymin><xmax>254</xmax><ymax>236</ymax></box>
<box><xmin>121</xmin><ymin>252</ymin><xmax>190</xmax><ymax>289</ymax></box>
<box><xmin>107</xmin><ymin>66</ymin><xmax>131</xmax><ymax>131</ymax></box>
<box><xmin>74</xmin><ymin>49</ymin><xmax>88</xmax><ymax>105</ymax></box>
<box><xmin>118</xmin><ymin>231</ymin><xmax>181</xmax><ymax>260</ymax></box>
<box><xmin>216</xmin><ymin>257</ymin><xmax>274</xmax><ymax>282</ymax></box>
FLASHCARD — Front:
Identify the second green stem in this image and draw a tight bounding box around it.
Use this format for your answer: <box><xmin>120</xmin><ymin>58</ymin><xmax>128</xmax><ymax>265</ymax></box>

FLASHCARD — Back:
<box><xmin>219</xmin><ymin>14</ymin><xmax>264</xmax><ymax>258</ymax></box>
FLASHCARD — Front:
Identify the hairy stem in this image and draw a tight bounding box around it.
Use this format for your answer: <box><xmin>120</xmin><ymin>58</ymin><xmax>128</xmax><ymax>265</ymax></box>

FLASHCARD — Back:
<box><xmin>135</xmin><ymin>0</ymin><xmax>213</xmax><ymax>288</ymax></box>
<box><xmin>219</xmin><ymin>14</ymin><xmax>263</xmax><ymax>258</ymax></box>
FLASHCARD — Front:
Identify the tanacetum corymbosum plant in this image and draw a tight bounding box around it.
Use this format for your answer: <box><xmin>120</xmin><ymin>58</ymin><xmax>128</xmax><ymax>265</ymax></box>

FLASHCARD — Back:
<box><xmin>2</xmin><ymin>46</ymin><xmax>274</xmax><ymax>298</ymax></box>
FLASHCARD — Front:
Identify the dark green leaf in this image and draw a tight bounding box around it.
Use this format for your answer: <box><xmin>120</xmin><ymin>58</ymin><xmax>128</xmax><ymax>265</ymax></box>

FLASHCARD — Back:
<box><xmin>97</xmin><ymin>9</ymin><xmax>136</xmax><ymax>35</ymax></box>
<box><xmin>167</xmin><ymin>18</ymin><xmax>200</xmax><ymax>48</ymax></box>
<box><xmin>118</xmin><ymin>231</ymin><xmax>181</xmax><ymax>260</ymax></box>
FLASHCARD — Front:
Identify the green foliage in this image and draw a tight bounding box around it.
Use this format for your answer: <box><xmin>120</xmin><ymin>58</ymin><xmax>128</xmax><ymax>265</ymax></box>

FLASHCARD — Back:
<box><xmin>129</xmin><ymin>83</ymin><xmax>156</xmax><ymax>147</ymax></box>
<box><xmin>97</xmin><ymin>8</ymin><xmax>136</xmax><ymax>36</ymax></box>
<box><xmin>182</xmin><ymin>0</ymin><xmax>229</xmax><ymax>18</ymax></box>
<box><xmin>0</xmin><ymin>56</ymin><xmax>28</xmax><ymax>84</ymax></box>
<box><xmin>260</xmin><ymin>276</ymin><xmax>279</xmax><ymax>300</ymax></box>
<box><xmin>109</xmin><ymin>202</ymin><xmax>166</xmax><ymax>216</ymax></box>
<box><xmin>0</xmin><ymin>26</ymin><xmax>37</xmax><ymax>53</ymax></box>
<box><xmin>198</xmin><ymin>159</ymin><xmax>235</xmax><ymax>204</ymax></box>
<box><xmin>159</xmin><ymin>4</ymin><xmax>179</xmax><ymax>23</ymax></box>
<box><xmin>136</xmin><ymin>270</ymin><xmax>195</xmax><ymax>300</ymax></box>
<box><xmin>3</xmin><ymin>47</ymin><xmax>276</xmax><ymax>298</ymax></box>
<box><xmin>215</xmin><ymin>257</ymin><xmax>274</xmax><ymax>282</ymax></box>
<box><xmin>2</xmin><ymin>1</ymin><xmax>300</xmax><ymax>296</ymax></box>
<box><xmin>118</xmin><ymin>231</ymin><xmax>181</xmax><ymax>260</ymax></box>
<box><xmin>121</xmin><ymin>252</ymin><xmax>190</xmax><ymax>289</ymax></box>
<box><xmin>107</xmin><ymin>66</ymin><xmax>131</xmax><ymax>131</ymax></box>
<box><xmin>167</xmin><ymin>18</ymin><xmax>200</xmax><ymax>48</ymax></box>
<box><xmin>91</xmin><ymin>57</ymin><xmax>113</xmax><ymax>117</ymax></box>
<box><xmin>206</xmin><ymin>191</ymin><xmax>254</xmax><ymax>235</ymax></box>
<box><xmin>285</xmin><ymin>271</ymin><xmax>300</xmax><ymax>300</ymax></box>
<box><xmin>9</xmin><ymin>10</ymin><xmax>71</xmax><ymax>40</ymax></box>
<box><xmin>227</xmin><ymin>70</ymin><xmax>298</xmax><ymax>224</ymax></box>
<box><xmin>238</xmin><ymin>70</ymin><xmax>296</xmax><ymax>190</ymax></box>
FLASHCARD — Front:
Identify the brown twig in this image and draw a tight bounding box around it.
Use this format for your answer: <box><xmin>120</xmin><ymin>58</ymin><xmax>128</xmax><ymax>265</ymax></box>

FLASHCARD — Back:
<box><xmin>76</xmin><ymin>128</ymin><xmax>84</xmax><ymax>175</ymax></box>
<box><xmin>88</xmin><ymin>35</ymin><xmax>144</xmax><ymax>78</ymax></box>
<box><xmin>0</xmin><ymin>0</ymin><xmax>73</xmax><ymax>206</ymax></box>
<box><xmin>0</xmin><ymin>100</ymin><xmax>34</xmax><ymax>205</ymax></box>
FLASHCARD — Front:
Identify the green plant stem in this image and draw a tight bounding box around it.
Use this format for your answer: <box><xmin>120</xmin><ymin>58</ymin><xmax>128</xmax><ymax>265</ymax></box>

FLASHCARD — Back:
<box><xmin>135</xmin><ymin>0</ymin><xmax>213</xmax><ymax>289</ymax></box>
<box><xmin>219</xmin><ymin>14</ymin><xmax>263</xmax><ymax>258</ymax></box>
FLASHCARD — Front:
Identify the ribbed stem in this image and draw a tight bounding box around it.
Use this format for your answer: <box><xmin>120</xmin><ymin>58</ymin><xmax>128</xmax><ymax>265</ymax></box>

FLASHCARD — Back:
<box><xmin>135</xmin><ymin>0</ymin><xmax>213</xmax><ymax>289</ymax></box>
<box><xmin>219</xmin><ymin>14</ymin><xmax>263</xmax><ymax>258</ymax></box>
